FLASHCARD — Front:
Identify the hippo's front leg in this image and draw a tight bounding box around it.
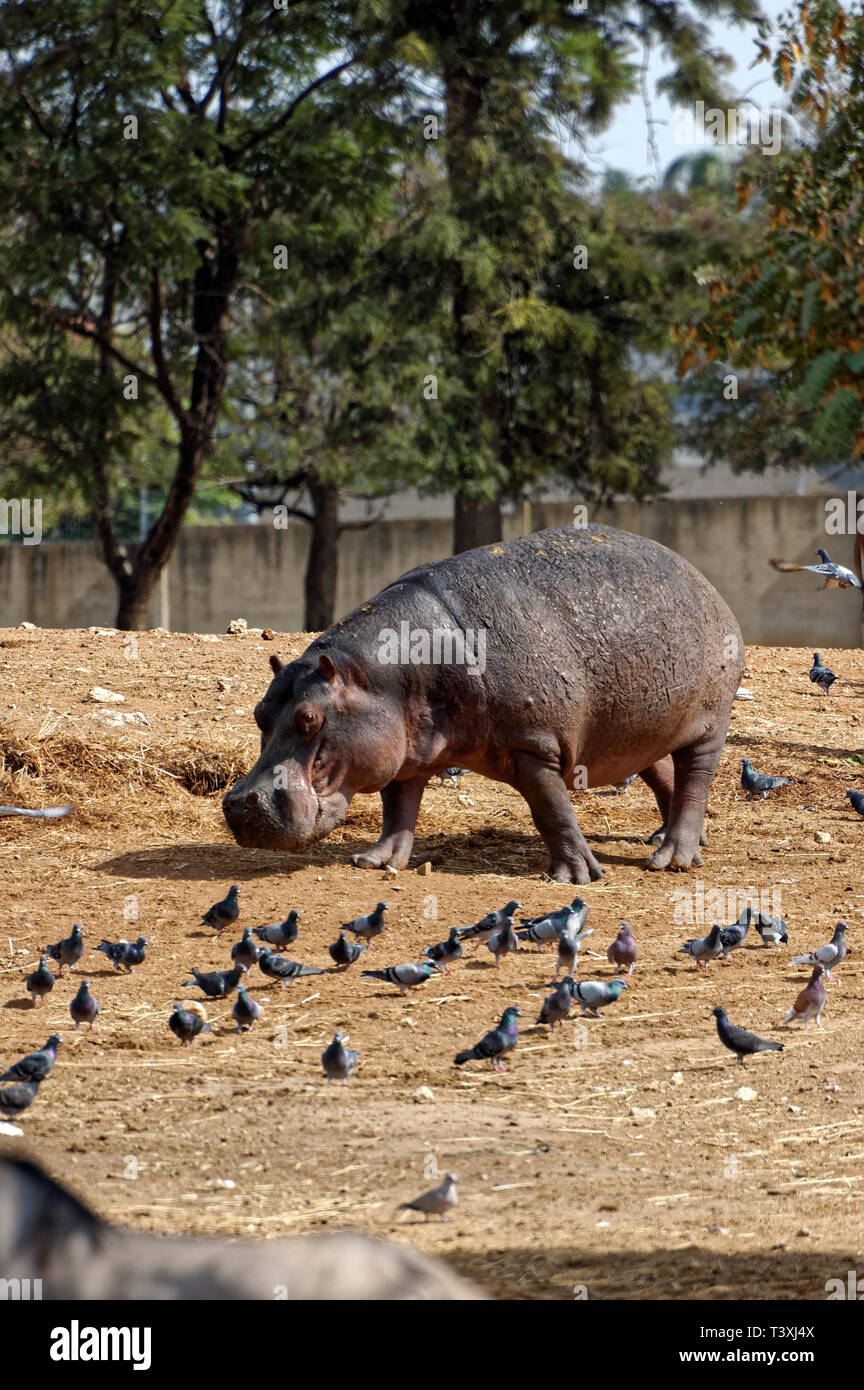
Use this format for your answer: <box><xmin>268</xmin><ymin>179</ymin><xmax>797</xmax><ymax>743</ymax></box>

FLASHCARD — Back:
<box><xmin>351</xmin><ymin>775</ymin><xmax>429</xmax><ymax>869</ymax></box>
<box><xmin>512</xmin><ymin>752</ymin><xmax>604</xmax><ymax>884</ymax></box>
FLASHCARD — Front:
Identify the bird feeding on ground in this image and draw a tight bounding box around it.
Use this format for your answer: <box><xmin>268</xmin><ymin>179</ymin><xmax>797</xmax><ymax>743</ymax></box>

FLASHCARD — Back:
<box><xmin>201</xmin><ymin>885</ymin><xmax>240</xmax><ymax>932</ymax></box>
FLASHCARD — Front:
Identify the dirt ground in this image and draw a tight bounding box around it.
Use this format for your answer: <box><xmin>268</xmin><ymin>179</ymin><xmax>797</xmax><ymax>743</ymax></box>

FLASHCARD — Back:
<box><xmin>2</xmin><ymin>626</ymin><xmax>864</xmax><ymax>1300</ymax></box>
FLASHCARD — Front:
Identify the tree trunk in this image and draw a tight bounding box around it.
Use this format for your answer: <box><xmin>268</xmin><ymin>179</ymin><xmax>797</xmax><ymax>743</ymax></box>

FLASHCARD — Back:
<box><xmin>453</xmin><ymin>495</ymin><xmax>502</xmax><ymax>553</ymax></box>
<box><xmin>304</xmin><ymin>477</ymin><xmax>340</xmax><ymax>631</ymax></box>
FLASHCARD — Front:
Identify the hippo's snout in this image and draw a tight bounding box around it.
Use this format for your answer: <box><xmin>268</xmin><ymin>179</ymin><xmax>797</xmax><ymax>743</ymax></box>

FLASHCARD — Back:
<box><xmin>222</xmin><ymin>773</ymin><xmax>320</xmax><ymax>851</ymax></box>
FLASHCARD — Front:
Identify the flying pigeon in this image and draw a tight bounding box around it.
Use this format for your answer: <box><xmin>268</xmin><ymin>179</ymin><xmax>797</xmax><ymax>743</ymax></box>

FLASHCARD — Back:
<box><xmin>26</xmin><ymin>956</ymin><xmax>55</xmax><ymax>1006</ymax></box>
<box><xmin>554</xmin><ymin>921</ymin><xmax>593</xmax><ymax>980</ymax></box>
<box><xmin>69</xmin><ymin>980</ymin><xmax>99</xmax><ymax>1031</ymax></box>
<box><xmin>536</xmin><ymin>977</ymin><xmax>577</xmax><ymax>1030</ymax></box>
<box><xmin>845</xmin><ymin>789</ymin><xmax>864</xmax><ymax>818</ymax></box>
<box><xmin>782</xmin><ymin>963</ymin><xmax>827</xmax><ymax>1029</ymax></box>
<box><xmin>0</xmin><ymin>804</ymin><xmax>73</xmax><ymax>818</ymax></box>
<box><xmin>257</xmin><ymin>951</ymin><xmax>323</xmax><ymax>990</ymax></box>
<box><xmin>344</xmin><ymin>902</ymin><xmax>388</xmax><ymax>947</ymax></box>
<box><xmin>719</xmin><ymin>910</ymin><xmax>751</xmax><ymax>958</ymax></box>
<box><xmin>459</xmin><ymin>900</ymin><xmax>522</xmax><ymax>950</ymax></box>
<box><xmin>0</xmin><ymin>1079</ymin><xmax>42</xmax><ymax>1120</ymax></box>
<box><xmin>438</xmin><ymin>767</ymin><xmax>465</xmax><ymax>787</ymax></box>
<box><xmin>169</xmin><ymin>1003</ymin><xmax>211</xmax><ymax>1047</ymax></box>
<box><xmin>747</xmin><ymin>908</ymin><xmax>788</xmax><ymax>949</ymax></box>
<box><xmin>201</xmin><ymin>885</ymin><xmax>240</xmax><ymax>932</ymax></box>
<box><xmin>399</xmin><ymin>1172</ymin><xmax>458</xmax><ymax>1223</ymax></box>
<box><xmin>486</xmin><ymin>922</ymin><xmax>519</xmax><ymax>968</ymax></box>
<box><xmin>607</xmin><ymin>922</ymin><xmax>638</xmax><ymax>975</ymax></box>
<box><xmin>328</xmin><ymin>932</ymin><xmax>367</xmax><ymax>970</ymax></box>
<box><xmin>613</xmin><ymin>775</ymin><xmax>638</xmax><ymax>794</ymax></box>
<box><xmin>454</xmin><ymin>1006</ymin><xmax>521</xmax><ymax>1072</ymax></box>
<box><xmin>712</xmin><ymin>1007</ymin><xmax>783</xmax><ymax>1066</ymax></box>
<box><xmin>231</xmin><ymin>928</ymin><xmax>262</xmax><ymax>971</ymax></box>
<box><xmin>517</xmin><ymin>899</ymin><xmax>589</xmax><ymax>952</ymax></box>
<box><xmin>740</xmin><ymin>758</ymin><xmax>791</xmax><ymax>801</ymax></box>
<box><xmin>520</xmin><ymin>897</ymin><xmax>585</xmax><ymax>929</ymax></box>
<box><xmin>571</xmin><ymin>979</ymin><xmax>628</xmax><ymax>1018</ymax></box>
<box><xmin>253</xmin><ymin>911</ymin><xmax>300</xmax><ymax>950</ymax></box>
<box><xmin>95</xmin><ymin>936</ymin><xmax>148</xmax><ymax>973</ymax></box>
<box><xmin>790</xmin><ymin>921</ymin><xmax>847</xmax><ymax>981</ymax></box>
<box><xmin>0</xmin><ymin>1035</ymin><xmax>61</xmax><ymax>1084</ymax></box>
<box><xmin>44</xmin><ymin>923</ymin><xmax>84</xmax><ymax>976</ymax></box>
<box><xmin>421</xmin><ymin>926</ymin><xmax>462</xmax><ymax>973</ymax></box>
<box><xmin>180</xmin><ymin>964</ymin><xmax>246</xmax><ymax>999</ymax></box>
<box><xmin>678</xmin><ymin>923</ymin><xmax>724</xmax><ymax>972</ymax></box>
<box><xmin>809</xmin><ymin>652</ymin><xmax>837</xmax><ymax>695</ymax></box>
<box><xmin>771</xmin><ymin>548</ymin><xmax>862</xmax><ymax>590</ymax></box>
<box><xmin>361</xmin><ymin>961</ymin><xmax>440</xmax><ymax>995</ymax></box>
<box><xmin>232</xmin><ymin>984</ymin><xmax>261</xmax><ymax>1033</ymax></box>
<box><xmin>321</xmin><ymin>1031</ymin><xmax>358</xmax><ymax>1084</ymax></box>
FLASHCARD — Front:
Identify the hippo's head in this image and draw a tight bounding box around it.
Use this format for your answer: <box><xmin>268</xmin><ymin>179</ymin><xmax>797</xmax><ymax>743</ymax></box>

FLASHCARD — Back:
<box><xmin>222</xmin><ymin>650</ymin><xmax>407</xmax><ymax>852</ymax></box>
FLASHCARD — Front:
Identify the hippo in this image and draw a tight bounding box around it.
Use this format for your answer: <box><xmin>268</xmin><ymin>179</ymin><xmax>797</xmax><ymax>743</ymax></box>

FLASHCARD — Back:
<box><xmin>222</xmin><ymin>524</ymin><xmax>744</xmax><ymax>883</ymax></box>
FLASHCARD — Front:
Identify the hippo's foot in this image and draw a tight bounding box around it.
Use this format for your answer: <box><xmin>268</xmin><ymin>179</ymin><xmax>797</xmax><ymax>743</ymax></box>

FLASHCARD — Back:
<box><xmin>352</xmin><ymin>832</ymin><xmax>413</xmax><ymax>870</ymax></box>
<box><xmin>547</xmin><ymin>847</ymin><xmax>604</xmax><ymax>884</ymax></box>
<box><xmin>646</xmin><ymin>834</ymin><xmax>703</xmax><ymax>871</ymax></box>
<box><xmin>649</xmin><ymin>824</ymin><xmax>708</xmax><ymax>848</ymax></box>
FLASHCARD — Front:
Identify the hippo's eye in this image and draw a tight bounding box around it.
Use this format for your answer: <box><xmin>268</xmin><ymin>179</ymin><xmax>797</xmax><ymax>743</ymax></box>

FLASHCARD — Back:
<box><xmin>294</xmin><ymin>704</ymin><xmax>322</xmax><ymax>737</ymax></box>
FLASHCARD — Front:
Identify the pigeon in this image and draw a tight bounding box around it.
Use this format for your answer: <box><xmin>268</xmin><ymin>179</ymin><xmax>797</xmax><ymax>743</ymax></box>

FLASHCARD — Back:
<box><xmin>747</xmin><ymin>908</ymin><xmax>788</xmax><ymax>948</ymax></box>
<box><xmin>231</xmin><ymin>928</ymin><xmax>262</xmax><ymax>971</ymax></box>
<box><xmin>44</xmin><ymin>923</ymin><xmax>84</xmax><ymax>977</ymax></box>
<box><xmin>554</xmin><ymin>921</ymin><xmax>593</xmax><ymax>980</ymax></box>
<box><xmin>321</xmin><ymin>1031</ymin><xmax>358</xmax><ymax>1084</ymax></box>
<box><xmin>69</xmin><ymin>980</ymin><xmax>99</xmax><ymax>1031</ymax></box>
<box><xmin>26</xmin><ymin>955</ymin><xmax>55</xmax><ymax>1006</ymax></box>
<box><xmin>0</xmin><ymin>1080</ymin><xmax>42</xmax><ymax>1120</ymax></box>
<box><xmin>257</xmin><ymin>951</ymin><xmax>323</xmax><ymax>990</ymax></box>
<box><xmin>571</xmin><ymin>979</ymin><xmax>628</xmax><ymax>1018</ymax></box>
<box><xmin>168</xmin><ymin>1003</ymin><xmax>211</xmax><ymax>1047</ymax></box>
<box><xmin>399</xmin><ymin>1172</ymin><xmax>458</xmax><ymax>1223</ymax></box>
<box><xmin>845</xmin><ymin>789</ymin><xmax>864</xmax><ymax>818</ymax></box>
<box><xmin>95</xmin><ymin>936</ymin><xmax>148</xmax><ymax>973</ymax></box>
<box><xmin>517</xmin><ymin>899</ymin><xmax>589</xmax><ymax>952</ymax></box>
<box><xmin>181</xmin><ymin>964</ymin><xmax>246</xmax><ymax>998</ymax></box>
<box><xmin>459</xmin><ymin>900</ymin><xmax>522</xmax><ymax>950</ymax></box>
<box><xmin>740</xmin><ymin>758</ymin><xmax>791</xmax><ymax>801</ymax></box>
<box><xmin>421</xmin><ymin>926</ymin><xmax>463</xmax><ymax>973</ymax></box>
<box><xmin>344</xmin><ymin>902</ymin><xmax>388</xmax><ymax>947</ymax></box>
<box><xmin>0</xmin><ymin>804</ymin><xmax>73</xmax><ymax>818</ymax></box>
<box><xmin>253</xmin><ymin>911</ymin><xmax>300</xmax><ymax>950</ymax></box>
<box><xmin>486</xmin><ymin>922</ymin><xmax>518</xmax><ymax>968</ymax></box>
<box><xmin>677</xmin><ymin>923</ymin><xmax>724</xmax><ymax>972</ymax></box>
<box><xmin>613</xmin><ymin>775</ymin><xmax>638</xmax><ymax>794</ymax></box>
<box><xmin>719</xmin><ymin>910</ymin><xmax>751</xmax><ymax>959</ymax></box>
<box><xmin>361</xmin><ymin>961</ymin><xmax>440</xmax><ymax>995</ymax></box>
<box><xmin>607</xmin><ymin>922</ymin><xmax>638</xmax><ymax>975</ymax></box>
<box><xmin>809</xmin><ymin>651</ymin><xmax>837</xmax><ymax>695</ymax></box>
<box><xmin>201</xmin><ymin>885</ymin><xmax>240</xmax><ymax>932</ymax></box>
<box><xmin>328</xmin><ymin>932</ymin><xmax>367</xmax><ymax>970</ymax></box>
<box><xmin>438</xmin><ymin>767</ymin><xmax>465</xmax><ymax>787</ymax></box>
<box><xmin>0</xmin><ymin>1035</ymin><xmax>61</xmax><ymax>1084</ymax></box>
<box><xmin>232</xmin><ymin>984</ymin><xmax>261</xmax><ymax>1033</ymax></box>
<box><xmin>454</xmin><ymin>1007</ymin><xmax>521</xmax><ymax>1071</ymax></box>
<box><xmin>782</xmin><ymin>963</ymin><xmax>827</xmax><ymax>1029</ymax></box>
<box><xmin>771</xmin><ymin>548</ymin><xmax>862</xmax><ymax>590</ymax></box>
<box><xmin>712</xmin><ymin>1007</ymin><xmax>783</xmax><ymax>1066</ymax></box>
<box><xmin>536</xmin><ymin>977</ymin><xmax>576</xmax><ymax>1030</ymax></box>
<box><xmin>519</xmin><ymin>897</ymin><xmax>585</xmax><ymax>929</ymax></box>
<box><xmin>790</xmin><ymin>921</ymin><xmax>847</xmax><ymax>981</ymax></box>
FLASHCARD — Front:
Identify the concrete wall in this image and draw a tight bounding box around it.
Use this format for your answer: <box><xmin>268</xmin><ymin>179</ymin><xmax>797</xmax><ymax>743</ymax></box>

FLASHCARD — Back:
<box><xmin>0</xmin><ymin>495</ymin><xmax>860</xmax><ymax>646</ymax></box>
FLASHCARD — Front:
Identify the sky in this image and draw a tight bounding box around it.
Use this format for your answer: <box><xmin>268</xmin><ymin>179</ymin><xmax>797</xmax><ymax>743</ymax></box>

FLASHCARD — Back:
<box><xmin>590</xmin><ymin>0</ymin><xmax>791</xmax><ymax>180</ymax></box>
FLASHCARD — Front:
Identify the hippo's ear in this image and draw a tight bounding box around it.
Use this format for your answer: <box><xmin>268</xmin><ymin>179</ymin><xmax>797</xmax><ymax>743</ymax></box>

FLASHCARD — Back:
<box><xmin>318</xmin><ymin>652</ymin><xmax>369</xmax><ymax>689</ymax></box>
<box><xmin>318</xmin><ymin>653</ymin><xmax>340</xmax><ymax>684</ymax></box>
<box><xmin>269</xmin><ymin>654</ymin><xmax>285</xmax><ymax>676</ymax></box>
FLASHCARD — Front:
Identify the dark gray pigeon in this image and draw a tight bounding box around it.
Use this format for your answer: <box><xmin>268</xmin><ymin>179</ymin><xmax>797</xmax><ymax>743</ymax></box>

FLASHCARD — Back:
<box><xmin>438</xmin><ymin>768</ymin><xmax>465</xmax><ymax>787</ymax></box>
<box><xmin>361</xmin><ymin>961</ymin><xmax>440</xmax><ymax>995</ymax></box>
<box><xmin>0</xmin><ymin>1035</ymin><xmax>61</xmax><ymax>1084</ymax></box>
<box><xmin>232</xmin><ymin>984</ymin><xmax>261</xmax><ymax>1033</ymax></box>
<box><xmin>254</xmin><ymin>911</ymin><xmax>300</xmax><ymax>950</ymax></box>
<box><xmin>25</xmin><ymin>956</ymin><xmax>55</xmax><ymax>1006</ymax></box>
<box><xmin>845</xmin><ymin>789</ymin><xmax>864</xmax><ymax>818</ymax></box>
<box><xmin>713</xmin><ymin>1007</ymin><xmax>783</xmax><ymax>1065</ymax></box>
<box><xmin>740</xmin><ymin>758</ymin><xmax>791</xmax><ymax>800</ymax></box>
<box><xmin>454</xmin><ymin>1006</ymin><xmax>521</xmax><ymax>1072</ymax></box>
<box><xmin>202</xmin><ymin>885</ymin><xmax>240</xmax><ymax>932</ymax></box>
<box><xmin>168</xmin><ymin>1004</ymin><xmax>211</xmax><ymax>1047</ymax></box>
<box><xmin>790</xmin><ymin>921</ymin><xmax>847</xmax><ymax>981</ymax></box>
<box><xmin>459</xmin><ymin>900</ymin><xmax>522</xmax><ymax>950</ymax></box>
<box><xmin>809</xmin><ymin>652</ymin><xmax>837</xmax><ymax>694</ymax></box>
<box><xmin>571</xmin><ymin>979</ymin><xmax>628</xmax><ymax>1017</ymax></box>
<box><xmin>719</xmin><ymin>910</ymin><xmax>751</xmax><ymax>958</ymax></box>
<box><xmin>748</xmin><ymin>908</ymin><xmax>788</xmax><ymax>949</ymax></box>
<box><xmin>536</xmin><ymin>977</ymin><xmax>576</xmax><ymax>1030</ymax></box>
<box><xmin>321</xmin><ymin>1031</ymin><xmax>358</xmax><ymax>1084</ymax></box>
<box><xmin>486</xmin><ymin>922</ymin><xmax>518</xmax><ymax>968</ymax></box>
<box><xmin>344</xmin><ymin>902</ymin><xmax>388</xmax><ymax>947</ymax></box>
<box><xmin>678</xmin><ymin>923</ymin><xmax>723</xmax><ymax>972</ymax></box>
<box><xmin>613</xmin><ymin>775</ymin><xmax>638</xmax><ymax>794</ymax></box>
<box><xmin>181</xmin><ymin>964</ymin><xmax>246</xmax><ymax>998</ymax></box>
<box><xmin>257</xmin><ymin>951</ymin><xmax>323</xmax><ymax>990</ymax></box>
<box><xmin>328</xmin><ymin>932</ymin><xmax>367</xmax><ymax>970</ymax></box>
<box><xmin>517</xmin><ymin>899</ymin><xmax>588</xmax><ymax>952</ymax></box>
<box><xmin>231</xmin><ymin>928</ymin><xmax>262</xmax><ymax>971</ymax></box>
<box><xmin>0</xmin><ymin>1080</ymin><xmax>42</xmax><ymax>1120</ymax></box>
<box><xmin>421</xmin><ymin>927</ymin><xmax>462</xmax><ymax>973</ymax></box>
<box><xmin>69</xmin><ymin>980</ymin><xmax>99</xmax><ymax>1031</ymax></box>
<box><xmin>44</xmin><ymin>924</ymin><xmax>84</xmax><ymax>976</ymax></box>
<box><xmin>95</xmin><ymin>936</ymin><xmax>148</xmax><ymax>973</ymax></box>
<box><xmin>771</xmin><ymin>549</ymin><xmax>862</xmax><ymax>590</ymax></box>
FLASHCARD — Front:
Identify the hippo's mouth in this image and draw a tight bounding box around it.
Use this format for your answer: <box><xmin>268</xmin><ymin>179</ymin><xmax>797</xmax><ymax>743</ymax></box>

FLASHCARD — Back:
<box><xmin>222</xmin><ymin>776</ymin><xmax>353</xmax><ymax>852</ymax></box>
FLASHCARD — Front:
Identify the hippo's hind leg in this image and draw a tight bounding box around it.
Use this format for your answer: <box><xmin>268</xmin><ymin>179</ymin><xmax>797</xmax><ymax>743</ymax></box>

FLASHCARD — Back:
<box><xmin>511</xmin><ymin>752</ymin><xmax>604</xmax><ymax>884</ymax></box>
<box><xmin>646</xmin><ymin>732</ymin><xmax>723</xmax><ymax>871</ymax></box>
<box><xmin>351</xmin><ymin>775</ymin><xmax>428</xmax><ymax>870</ymax></box>
<box><xmin>640</xmin><ymin>757</ymin><xmax>710</xmax><ymax>848</ymax></box>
